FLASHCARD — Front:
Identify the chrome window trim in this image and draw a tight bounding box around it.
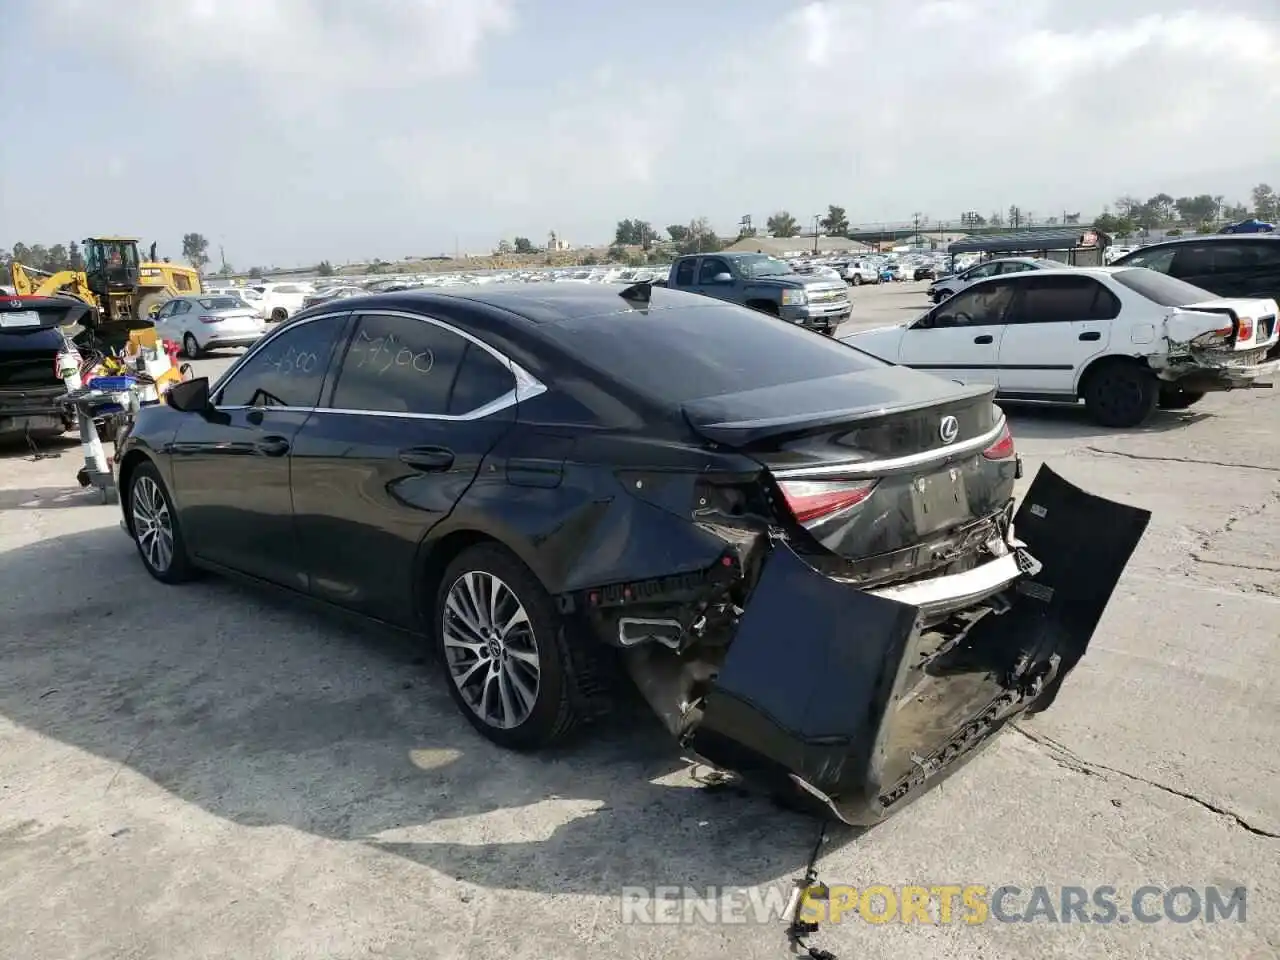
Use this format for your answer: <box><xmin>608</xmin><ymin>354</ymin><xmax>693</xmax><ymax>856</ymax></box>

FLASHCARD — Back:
<box><xmin>770</xmin><ymin>416</ymin><xmax>1007</xmax><ymax>480</ymax></box>
<box><xmin>214</xmin><ymin>308</ymin><xmax>546</xmax><ymax>421</ymax></box>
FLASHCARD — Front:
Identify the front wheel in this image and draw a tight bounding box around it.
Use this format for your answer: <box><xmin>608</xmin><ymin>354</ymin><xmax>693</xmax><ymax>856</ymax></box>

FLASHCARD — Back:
<box><xmin>126</xmin><ymin>462</ymin><xmax>197</xmax><ymax>583</ymax></box>
<box><xmin>1082</xmin><ymin>361</ymin><xmax>1159</xmax><ymax>428</ymax></box>
<box><xmin>851</xmin><ymin>275</ymin><xmax>863</xmax><ymax>286</ymax></box>
<box><xmin>435</xmin><ymin>544</ymin><xmax>596</xmax><ymax>750</ymax></box>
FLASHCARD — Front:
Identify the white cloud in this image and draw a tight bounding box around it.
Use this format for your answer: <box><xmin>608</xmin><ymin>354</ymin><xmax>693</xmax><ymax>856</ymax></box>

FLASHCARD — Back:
<box><xmin>33</xmin><ymin>0</ymin><xmax>513</xmax><ymax>106</ymax></box>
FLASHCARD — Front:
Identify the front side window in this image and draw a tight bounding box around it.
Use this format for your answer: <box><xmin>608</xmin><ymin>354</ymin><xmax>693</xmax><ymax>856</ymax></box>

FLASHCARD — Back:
<box><xmin>698</xmin><ymin>258</ymin><xmax>730</xmax><ymax>283</ymax></box>
<box><xmin>1116</xmin><ymin>246</ymin><xmax>1176</xmax><ymax>274</ymax></box>
<box><xmin>216</xmin><ymin>313</ymin><xmax>348</xmax><ymax>408</ymax></box>
<box><xmin>330</xmin><ymin>313</ymin><xmax>470</xmax><ymax>416</ymax></box>
<box><xmin>674</xmin><ymin>260</ymin><xmax>696</xmax><ymax>285</ymax></box>
<box><xmin>934</xmin><ymin>280</ymin><xmax>1017</xmax><ymax>326</ymax></box>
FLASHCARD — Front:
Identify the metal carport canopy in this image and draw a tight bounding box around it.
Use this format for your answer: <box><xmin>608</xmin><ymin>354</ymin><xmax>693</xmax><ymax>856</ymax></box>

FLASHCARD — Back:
<box><xmin>947</xmin><ymin>228</ymin><xmax>1109</xmax><ymax>255</ymax></box>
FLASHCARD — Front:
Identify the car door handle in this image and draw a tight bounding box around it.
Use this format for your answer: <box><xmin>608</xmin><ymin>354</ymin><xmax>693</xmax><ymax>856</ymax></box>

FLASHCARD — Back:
<box><xmin>255</xmin><ymin>435</ymin><xmax>290</xmax><ymax>457</ymax></box>
<box><xmin>973</xmin><ymin>334</ymin><xmax>994</xmax><ymax>344</ymax></box>
<box><xmin>1078</xmin><ymin>331</ymin><xmax>1101</xmax><ymax>341</ymax></box>
<box><xmin>399</xmin><ymin>446</ymin><xmax>455</xmax><ymax>472</ymax></box>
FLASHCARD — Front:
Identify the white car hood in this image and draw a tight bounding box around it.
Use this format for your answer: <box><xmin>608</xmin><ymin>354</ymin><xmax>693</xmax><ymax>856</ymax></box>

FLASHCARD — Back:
<box><xmin>837</xmin><ymin>323</ymin><xmax>908</xmax><ymax>362</ymax></box>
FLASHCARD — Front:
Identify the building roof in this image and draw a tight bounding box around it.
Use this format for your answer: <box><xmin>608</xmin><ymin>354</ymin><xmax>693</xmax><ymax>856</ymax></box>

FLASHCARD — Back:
<box><xmin>721</xmin><ymin>235</ymin><xmax>876</xmax><ymax>256</ymax></box>
<box><xmin>948</xmin><ymin>228</ymin><xmax>1108</xmax><ymax>255</ymax></box>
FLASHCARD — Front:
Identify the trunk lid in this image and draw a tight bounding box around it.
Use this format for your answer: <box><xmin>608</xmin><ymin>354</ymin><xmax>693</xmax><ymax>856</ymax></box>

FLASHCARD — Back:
<box><xmin>0</xmin><ymin>297</ymin><xmax>85</xmax><ymax>391</ymax></box>
<box><xmin>682</xmin><ymin>368</ymin><xmax>1013</xmax><ymax>573</ymax></box>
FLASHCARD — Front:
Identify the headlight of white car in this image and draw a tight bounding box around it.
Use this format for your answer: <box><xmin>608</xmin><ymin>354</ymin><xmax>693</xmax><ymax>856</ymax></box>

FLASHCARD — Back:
<box><xmin>781</xmin><ymin>288</ymin><xmax>808</xmax><ymax>306</ymax></box>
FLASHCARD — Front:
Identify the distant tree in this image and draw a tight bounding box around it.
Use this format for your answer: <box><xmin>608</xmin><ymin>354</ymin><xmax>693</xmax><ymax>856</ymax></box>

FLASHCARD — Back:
<box><xmin>1251</xmin><ymin>183</ymin><xmax>1278</xmax><ymax>220</ymax></box>
<box><xmin>1114</xmin><ymin>196</ymin><xmax>1143</xmax><ymax>219</ymax></box>
<box><xmin>248</xmin><ymin>266</ymin><xmax>263</xmax><ymax>279</ymax></box>
<box><xmin>68</xmin><ymin>241</ymin><xmax>84</xmax><ymax>270</ymax></box>
<box><xmin>316</xmin><ymin>260</ymin><xmax>335</xmax><ymax>277</ymax></box>
<box><xmin>819</xmin><ymin>205</ymin><xmax>849</xmax><ymax>236</ymax></box>
<box><xmin>1144</xmin><ymin>193</ymin><xmax>1176</xmax><ymax>223</ymax></box>
<box><xmin>959</xmin><ymin>211</ymin><xmax>986</xmax><ymax>228</ymax></box>
<box><xmin>1222</xmin><ymin>201</ymin><xmax>1249</xmax><ymax>221</ymax></box>
<box><xmin>512</xmin><ymin>237</ymin><xmax>534</xmax><ymax>253</ymax></box>
<box><xmin>1113</xmin><ymin>217</ymin><xmax>1136</xmax><ymax>240</ymax></box>
<box><xmin>989</xmin><ymin>211</ymin><xmax>1004</xmax><ymax>228</ymax></box>
<box><xmin>666</xmin><ymin>224</ymin><xmax>690</xmax><ymax>243</ymax></box>
<box><xmin>737</xmin><ymin>226</ymin><xmax>758</xmax><ymax>240</ymax></box>
<box><xmin>1093</xmin><ymin>213</ymin><xmax>1119</xmax><ymax>234</ymax></box>
<box><xmin>678</xmin><ymin>217</ymin><xmax>721</xmax><ymax>254</ymax></box>
<box><xmin>614</xmin><ymin>219</ymin><xmax>655</xmax><ymax>246</ymax></box>
<box><xmin>28</xmin><ymin>245</ymin><xmax>50</xmax><ymax>270</ymax></box>
<box><xmin>766</xmin><ymin>211</ymin><xmax>801</xmax><ymax>238</ymax></box>
<box><xmin>182</xmin><ymin>232</ymin><xmax>210</xmax><ymax>271</ymax></box>
<box><xmin>9</xmin><ymin>243</ymin><xmax>30</xmax><ymax>266</ymax></box>
<box><xmin>494</xmin><ymin>239</ymin><xmax>513</xmax><ymax>255</ymax></box>
<box><xmin>46</xmin><ymin>244</ymin><xmax>70</xmax><ymax>270</ymax></box>
<box><xmin>1063</xmin><ymin>212</ymin><xmax>1082</xmax><ymax>225</ymax></box>
<box><xmin>1176</xmin><ymin>194</ymin><xmax>1217</xmax><ymax>225</ymax></box>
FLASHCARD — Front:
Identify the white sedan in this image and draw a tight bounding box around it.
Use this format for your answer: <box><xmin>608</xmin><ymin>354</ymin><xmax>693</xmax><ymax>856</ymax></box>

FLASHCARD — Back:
<box><xmin>153</xmin><ymin>293</ymin><xmax>266</xmax><ymax>359</ymax></box>
<box><xmin>840</xmin><ymin>266</ymin><xmax>1279</xmax><ymax>427</ymax></box>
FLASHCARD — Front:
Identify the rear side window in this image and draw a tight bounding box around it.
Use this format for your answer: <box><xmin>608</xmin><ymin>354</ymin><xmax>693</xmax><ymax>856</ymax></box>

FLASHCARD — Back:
<box><xmin>1012</xmin><ymin>276</ymin><xmax>1121</xmax><ymax>323</ymax></box>
<box><xmin>330</xmin><ymin>313</ymin><xmax>468</xmax><ymax>416</ymax></box>
<box><xmin>1112</xmin><ymin>269</ymin><xmax>1217</xmax><ymax>307</ymax></box>
<box><xmin>674</xmin><ymin>260</ymin><xmax>695</xmax><ymax>285</ymax></box>
<box><xmin>446</xmin><ymin>343</ymin><xmax>516</xmax><ymax>415</ymax></box>
<box><xmin>1115</xmin><ymin>246</ymin><xmax>1175</xmax><ymax>274</ymax></box>
<box><xmin>215</xmin><ymin>313</ymin><xmax>347</xmax><ymax>408</ymax></box>
<box><xmin>546</xmin><ymin>301</ymin><xmax>889</xmax><ymax>404</ymax></box>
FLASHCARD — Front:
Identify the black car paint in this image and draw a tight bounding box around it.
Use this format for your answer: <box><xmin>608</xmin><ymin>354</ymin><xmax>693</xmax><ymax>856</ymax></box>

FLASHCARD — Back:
<box><xmin>0</xmin><ymin>296</ymin><xmax>85</xmax><ymax>437</ymax></box>
<box><xmin>117</xmin><ymin>284</ymin><xmax>1148</xmax><ymax>825</ymax></box>
<box><xmin>1109</xmin><ymin>235</ymin><xmax>1280</xmax><ymax>303</ymax></box>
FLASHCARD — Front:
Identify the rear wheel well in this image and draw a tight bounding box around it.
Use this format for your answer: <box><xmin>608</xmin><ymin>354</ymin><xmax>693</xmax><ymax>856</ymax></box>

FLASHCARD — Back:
<box><xmin>1076</xmin><ymin>353</ymin><xmax>1151</xmax><ymax>397</ymax></box>
<box><xmin>746</xmin><ymin>299</ymin><xmax>779</xmax><ymax>315</ymax></box>
<box><xmin>416</xmin><ymin>530</ymin><xmax>503</xmax><ymax>633</ymax></box>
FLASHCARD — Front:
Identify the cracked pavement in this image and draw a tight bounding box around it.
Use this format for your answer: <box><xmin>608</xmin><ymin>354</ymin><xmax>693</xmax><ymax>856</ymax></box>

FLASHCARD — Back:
<box><xmin>0</xmin><ymin>282</ymin><xmax>1277</xmax><ymax>960</ymax></box>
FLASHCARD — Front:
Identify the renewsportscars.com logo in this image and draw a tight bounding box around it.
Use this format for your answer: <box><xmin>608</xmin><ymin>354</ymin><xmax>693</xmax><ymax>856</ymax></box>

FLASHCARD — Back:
<box><xmin>619</xmin><ymin>884</ymin><xmax>1248</xmax><ymax>926</ymax></box>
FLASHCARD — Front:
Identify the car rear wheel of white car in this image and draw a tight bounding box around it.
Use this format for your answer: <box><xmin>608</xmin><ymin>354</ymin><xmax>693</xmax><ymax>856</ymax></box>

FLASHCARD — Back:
<box><xmin>182</xmin><ymin>332</ymin><xmax>200</xmax><ymax>359</ymax></box>
<box><xmin>851</xmin><ymin>275</ymin><xmax>862</xmax><ymax>285</ymax></box>
<box><xmin>1082</xmin><ymin>360</ymin><xmax>1159</xmax><ymax>428</ymax></box>
<box><xmin>271</xmin><ymin>308</ymin><xmax>288</xmax><ymax>322</ymax></box>
<box><xmin>127</xmin><ymin>462</ymin><xmax>196</xmax><ymax>584</ymax></box>
<box><xmin>436</xmin><ymin>544</ymin><xmax>592</xmax><ymax>750</ymax></box>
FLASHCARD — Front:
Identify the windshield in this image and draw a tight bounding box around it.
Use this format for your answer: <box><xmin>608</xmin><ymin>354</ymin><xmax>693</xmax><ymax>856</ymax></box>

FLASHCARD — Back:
<box><xmin>198</xmin><ymin>296</ymin><xmax>246</xmax><ymax>310</ymax></box>
<box><xmin>1112</xmin><ymin>269</ymin><xmax>1217</xmax><ymax>307</ymax></box>
<box><xmin>737</xmin><ymin>255</ymin><xmax>794</xmax><ymax>278</ymax></box>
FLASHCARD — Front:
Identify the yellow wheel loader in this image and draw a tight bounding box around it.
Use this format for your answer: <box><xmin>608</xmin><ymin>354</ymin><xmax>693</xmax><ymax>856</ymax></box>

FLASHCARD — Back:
<box><xmin>8</xmin><ymin>237</ymin><xmax>202</xmax><ymax>347</ymax></box>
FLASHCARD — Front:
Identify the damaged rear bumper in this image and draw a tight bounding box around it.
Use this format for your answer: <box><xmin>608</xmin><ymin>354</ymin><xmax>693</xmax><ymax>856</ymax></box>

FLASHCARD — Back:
<box><xmin>1160</xmin><ymin>355</ymin><xmax>1280</xmax><ymax>391</ymax></box>
<box><xmin>682</xmin><ymin>465</ymin><xmax>1150</xmax><ymax>826</ymax></box>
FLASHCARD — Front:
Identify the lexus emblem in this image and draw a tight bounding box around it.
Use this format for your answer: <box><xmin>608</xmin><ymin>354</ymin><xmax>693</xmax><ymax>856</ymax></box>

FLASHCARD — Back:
<box><xmin>939</xmin><ymin>415</ymin><xmax>960</xmax><ymax>444</ymax></box>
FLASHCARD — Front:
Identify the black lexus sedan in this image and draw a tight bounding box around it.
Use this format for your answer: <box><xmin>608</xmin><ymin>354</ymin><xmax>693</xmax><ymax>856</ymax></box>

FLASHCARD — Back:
<box><xmin>114</xmin><ymin>282</ymin><xmax>1149</xmax><ymax>825</ymax></box>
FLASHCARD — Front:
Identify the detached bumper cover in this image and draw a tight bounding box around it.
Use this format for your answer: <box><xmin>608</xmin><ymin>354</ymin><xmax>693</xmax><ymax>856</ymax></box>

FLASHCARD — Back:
<box><xmin>688</xmin><ymin>465</ymin><xmax>1150</xmax><ymax>826</ymax></box>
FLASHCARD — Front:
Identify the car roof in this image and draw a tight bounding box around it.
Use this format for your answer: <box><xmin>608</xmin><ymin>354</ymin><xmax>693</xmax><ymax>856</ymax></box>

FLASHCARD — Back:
<box><xmin>1122</xmin><ymin>234</ymin><xmax>1280</xmax><ymax>250</ymax></box>
<box><xmin>301</xmin><ymin>283</ymin><xmax>723</xmax><ymax>327</ymax></box>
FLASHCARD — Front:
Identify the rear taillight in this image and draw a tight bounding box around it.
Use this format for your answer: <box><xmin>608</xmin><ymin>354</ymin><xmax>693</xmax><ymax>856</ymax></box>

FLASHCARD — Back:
<box><xmin>778</xmin><ymin>479</ymin><xmax>878</xmax><ymax>524</ymax></box>
<box><xmin>1213</xmin><ymin>315</ymin><xmax>1253</xmax><ymax>341</ymax></box>
<box><xmin>198</xmin><ymin>315</ymin><xmax>218</xmax><ymax>324</ymax></box>
<box><xmin>982</xmin><ymin>421</ymin><xmax>1015</xmax><ymax>460</ymax></box>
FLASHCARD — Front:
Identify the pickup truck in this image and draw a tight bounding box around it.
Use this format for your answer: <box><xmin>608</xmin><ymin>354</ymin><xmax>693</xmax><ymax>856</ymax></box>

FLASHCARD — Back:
<box><xmin>666</xmin><ymin>252</ymin><xmax>852</xmax><ymax>334</ymax></box>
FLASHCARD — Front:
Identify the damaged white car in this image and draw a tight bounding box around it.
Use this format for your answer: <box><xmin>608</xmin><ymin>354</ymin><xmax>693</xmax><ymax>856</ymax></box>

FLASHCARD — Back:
<box><xmin>841</xmin><ymin>267</ymin><xmax>1279</xmax><ymax>427</ymax></box>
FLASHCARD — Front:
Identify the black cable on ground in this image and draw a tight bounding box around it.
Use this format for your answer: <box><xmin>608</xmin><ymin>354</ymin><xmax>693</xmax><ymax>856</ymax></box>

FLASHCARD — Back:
<box><xmin>784</xmin><ymin>819</ymin><xmax>838</xmax><ymax>959</ymax></box>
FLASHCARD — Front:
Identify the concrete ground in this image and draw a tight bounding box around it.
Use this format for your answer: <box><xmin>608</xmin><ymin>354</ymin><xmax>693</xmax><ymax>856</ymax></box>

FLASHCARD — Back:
<box><xmin>1</xmin><ymin>282</ymin><xmax>1277</xmax><ymax>960</ymax></box>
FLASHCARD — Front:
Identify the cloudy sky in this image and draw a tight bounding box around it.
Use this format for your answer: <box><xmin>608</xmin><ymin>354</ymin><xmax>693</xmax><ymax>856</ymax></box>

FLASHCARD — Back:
<box><xmin>1</xmin><ymin>0</ymin><xmax>1277</xmax><ymax>267</ymax></box>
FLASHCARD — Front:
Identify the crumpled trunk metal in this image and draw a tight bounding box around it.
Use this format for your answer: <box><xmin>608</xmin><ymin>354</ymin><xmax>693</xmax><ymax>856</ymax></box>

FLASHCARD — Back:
<box><xmin>686</xmin><ymin>465</ymin><xmax>1150</xmax><ymax>826</ymax></box>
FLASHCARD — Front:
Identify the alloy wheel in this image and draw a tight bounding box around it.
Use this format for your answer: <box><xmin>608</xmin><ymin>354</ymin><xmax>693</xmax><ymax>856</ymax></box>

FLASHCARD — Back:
<box><xmin>441</xmin><ymin>571</ymin><xmax>541</xmax><ymax>730</ymax></box>
<box><xmin>131</xmin><ymin>475</ymin><xmax>174</xmax><ymax>573</ymax></box>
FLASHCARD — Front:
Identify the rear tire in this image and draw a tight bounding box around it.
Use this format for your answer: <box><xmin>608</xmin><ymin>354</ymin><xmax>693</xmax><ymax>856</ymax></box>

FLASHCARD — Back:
<box><xmin>1158</xmin><ymin>387</ymin><xmax>1205</xmax><ymax>410</ymax></box>
<box><xmin>182</xmin><ymin>332</ymin><xmax>201</xmax><ymax>359</ymax></box>
<box><xmin>270</xmin><ymin>307</ymin><xmax>288</xmax><ymax>322</ymax></box>
<box><xmin>1082</xmin><ymin>360</ymin><xmax>1159</xmax><ymax>428</ymax></box>
<box><xmin>851</xmin><ymin>275</ymin><xmax>863</xmax><ymax>286</ymax></box>
<box><xmin>435</xmin><ymin>544</ymin><xmax>600</xmax><ymax>750</ymax></box>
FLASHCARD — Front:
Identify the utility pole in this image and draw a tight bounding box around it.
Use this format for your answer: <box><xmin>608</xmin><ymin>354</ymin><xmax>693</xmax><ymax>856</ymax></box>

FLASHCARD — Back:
<box><xmin>812</xmin><ymin>214</ymin><xmax>821</xmax><ymax>254</ymax></box>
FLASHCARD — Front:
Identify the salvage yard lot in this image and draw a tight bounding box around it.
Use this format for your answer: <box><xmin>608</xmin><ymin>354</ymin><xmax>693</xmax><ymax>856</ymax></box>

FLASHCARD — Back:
<box><xmin>1</xmin><ymin>283</ymin><xmax>1277</xmax><ymax>960</ymax></box>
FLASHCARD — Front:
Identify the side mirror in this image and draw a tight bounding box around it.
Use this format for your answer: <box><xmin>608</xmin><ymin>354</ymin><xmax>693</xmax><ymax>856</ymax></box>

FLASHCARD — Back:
<box><xmin>167</xmin><ymin>376</ymin><xmax>210</xmax><ymax>413</ymax></box>
<box><xmin>712</xmin><ymin>272</ymin><xmax>734</xmax><ymax>283</ymax></box>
